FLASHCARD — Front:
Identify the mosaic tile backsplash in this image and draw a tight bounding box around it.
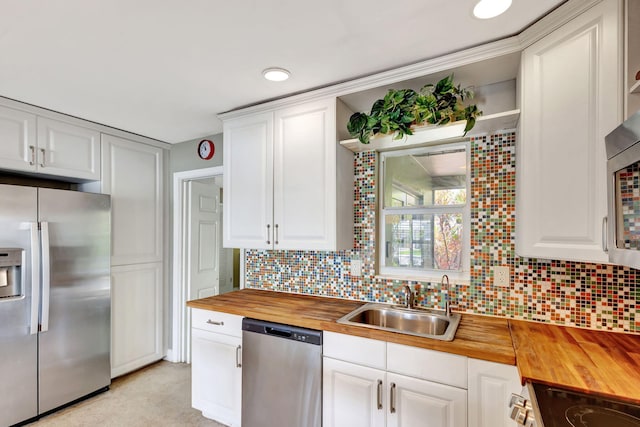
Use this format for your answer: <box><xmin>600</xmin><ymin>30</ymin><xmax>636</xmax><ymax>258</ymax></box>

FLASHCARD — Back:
<box><xmin>245</xmin><ymin>132</ymin><xmax>639</xmax><ymax>333</ymax></box>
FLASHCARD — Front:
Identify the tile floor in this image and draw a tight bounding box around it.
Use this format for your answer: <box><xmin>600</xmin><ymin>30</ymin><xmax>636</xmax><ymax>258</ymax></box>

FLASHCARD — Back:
<box><xmin>28</xmin><ymin>361</ymin><xmax>224</xmax><ymax>427</ymax></box>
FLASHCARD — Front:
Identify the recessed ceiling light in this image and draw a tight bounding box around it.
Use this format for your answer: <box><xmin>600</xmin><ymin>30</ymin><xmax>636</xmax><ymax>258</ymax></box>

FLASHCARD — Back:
<box><xmin>262</xmin><ymin>67</ymin><xmax>290</xmax><ymax>82</ymax></box>
<box><xmin>473</xmin><ymin>0</ymin><xmax>512</xmax><ymax>19</ymax></box>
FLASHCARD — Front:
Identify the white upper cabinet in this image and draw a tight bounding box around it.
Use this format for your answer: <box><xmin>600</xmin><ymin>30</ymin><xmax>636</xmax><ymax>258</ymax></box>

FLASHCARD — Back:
<box><xmin>101</xmin><ymin>133</ymin><xmax>164</xmax><ymax>265</ymax></box>
<box><xmin>36</xmin><ymin>117</ymin><xmax>100</xmax><ymax>180</ymax></box>
<box><xmin>0</xmin><ymin>105</ymin><xmax>36</xmax><ymax>172</ymax></box>
<box><xmin>0</xmin><ymin>105</ymin><xmax>100</xmax><ymax>181</ymax></box>
<box><xmin>517</xmin><ymin>0</ymin><xmax>622</xmax><ymax>263</ymax></box>
<box><xmin>626</xmin><ymin>0</ymin><xmax>640</xmax><ymax>117</ymax></box>
<box><xmin>223</xmin><ymin>112</ymin><xmax>274</xmax><ymax>249</ymax></box>
<box><xmin>273</xmin><ymin>101</ymin><xmax>339</xmax><ymax>249</ymax></box>
<box><xmin>223</xmin><ymin>97</ymin><xmax>354</xmax><ymax>251</ymax></box>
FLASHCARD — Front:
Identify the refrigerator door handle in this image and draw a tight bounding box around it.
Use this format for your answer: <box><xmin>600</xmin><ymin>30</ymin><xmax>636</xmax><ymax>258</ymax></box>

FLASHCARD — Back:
<box><xmin>29</xmin><ymin>222</ymin><xmax>40</xmax><ymax>335</ymax></box>
<box><xmin>40</xmin><ymin>221</ymin><xmax>51</xmax><ymax>333</ymax></box>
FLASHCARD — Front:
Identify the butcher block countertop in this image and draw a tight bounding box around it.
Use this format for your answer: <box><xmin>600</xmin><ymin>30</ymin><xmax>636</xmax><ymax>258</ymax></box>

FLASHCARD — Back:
<box><xmin>189</xmin><ymin>288</ymin><xmax>640</xmax><ymax>403</ymax></box>
<box><xmin>510</xmin><ymin>320</ymin><xmax>640</xmax><ymax>403</ymax></box>
<box><xmin>187</xmin><ymin>288</ymin><xmax>516</xmax><ymax>365</ymax></box>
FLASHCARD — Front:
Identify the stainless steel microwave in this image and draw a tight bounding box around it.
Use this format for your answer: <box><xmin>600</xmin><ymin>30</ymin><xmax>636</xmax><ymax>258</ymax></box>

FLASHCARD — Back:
<box><xmin>605</xmin><ymin>110</ymin><xmax>640</xmax><ymax>269</ymax></box>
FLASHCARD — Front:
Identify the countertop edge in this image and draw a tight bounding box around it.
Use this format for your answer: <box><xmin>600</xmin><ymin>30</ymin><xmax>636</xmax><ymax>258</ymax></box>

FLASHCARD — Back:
<box><xmin>187</xmin><ymin>289</ymin><xmax>516</xmax><ymax>366</ymax></box>
<box><xmin>188</xmin><ymin>289</ymin><xmax>640</xmax><ymax>405</ymax></box>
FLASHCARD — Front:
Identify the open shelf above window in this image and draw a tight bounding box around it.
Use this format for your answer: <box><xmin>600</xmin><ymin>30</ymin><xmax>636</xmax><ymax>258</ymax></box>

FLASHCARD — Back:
<box><xmin>339</xmin><ymin>109</ymin><xmax>520</xmax><ymax>153</ymax></box>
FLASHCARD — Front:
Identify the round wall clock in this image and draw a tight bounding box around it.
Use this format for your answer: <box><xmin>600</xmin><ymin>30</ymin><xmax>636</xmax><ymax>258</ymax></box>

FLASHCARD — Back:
<box><xmin>198</xmin><ymin>139</ymin><xmax>215</xmax><ymax>160</ymax></box>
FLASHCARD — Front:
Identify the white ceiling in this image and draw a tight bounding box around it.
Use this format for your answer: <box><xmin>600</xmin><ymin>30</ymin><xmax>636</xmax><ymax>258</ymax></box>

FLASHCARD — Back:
<box><xmin>0</xmin><ymin>0</ymin><xmax>566</xmax><ymax>144</ymax></box>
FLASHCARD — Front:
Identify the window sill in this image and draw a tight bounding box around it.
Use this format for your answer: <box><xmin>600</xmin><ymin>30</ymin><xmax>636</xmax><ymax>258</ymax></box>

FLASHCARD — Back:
<box><xmin>375</xmin><ymin>271</ymin><xmax>470</xmax><ymax>285</ymax></box>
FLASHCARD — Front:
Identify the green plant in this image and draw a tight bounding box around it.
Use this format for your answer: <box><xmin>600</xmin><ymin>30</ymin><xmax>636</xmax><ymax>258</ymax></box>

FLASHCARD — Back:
<box><xmin>346</xmin><ymin>75</ymin><xmax>482</xmax><ymax>144</ymax></box>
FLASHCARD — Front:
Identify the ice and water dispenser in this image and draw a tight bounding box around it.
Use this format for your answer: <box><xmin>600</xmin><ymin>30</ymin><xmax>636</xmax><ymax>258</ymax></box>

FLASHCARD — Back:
<box><xmin>0</xmin><ymin>249</ymin><xmax>24</xmax><ymax>299</ymax></box>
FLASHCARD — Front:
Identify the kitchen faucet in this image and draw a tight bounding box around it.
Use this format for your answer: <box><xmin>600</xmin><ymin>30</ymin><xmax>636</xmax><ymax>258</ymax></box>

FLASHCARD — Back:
<box><xmin>441</xmin><ymin>274</ymin><xmax>452</xmax><ymax>316</ymax></box>
<box><xmin>401</xmin><ymin>285</ymin><xmax>415</xmax><ymax>309</ymax></box>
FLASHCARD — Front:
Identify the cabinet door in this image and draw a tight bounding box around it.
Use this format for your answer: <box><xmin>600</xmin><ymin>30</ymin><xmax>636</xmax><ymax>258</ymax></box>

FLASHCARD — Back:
<box><xmin>323</xmin><ymin>357</ymin><xmax>385</xmax><ymax>427</ymax></box>
<box><xmin>110</xmin><ymin>262</ymin><xmax>163</xmax><ymax>378</ymax></box>
<box><xmin>468</xmin><ymin>359</ymin><xmax>521</xmax><ymax>427</ymax></box>
<box><xmin>387</xmin><ymin>372</ymin><xmax>467</xmax><ymax>427</ymax></box>
<box><xmin>274</xmin><ymin>99</ymin><xmax>337</xmax><ymax>250</ymax></box>
<box><xmin>518</xmin><ymin>0</ymin><xmax>622</xmax><ymax>263</ymax></box>
<box><xmin>192</xmin><ymin>328</ymin><xmax>242</xmax><ymax>427</ymax></box>
<box><xmin>223</xmin><ymin>112</ymin><xmax>273</xmax><ymax>249</ymax></box>
<box><xmin>101</xmin><ymin>134</ymin><xmax>164</xmax><ymax>265</ymax></box>
<box><xmin>0</xmin><ymin>105</ymin><xmax>36</xmax><ymax>172</ymax></box>
<box><xmin>37</xmin><ymin>117</ymin><xmax>100</xmax><ymax>180</ymax></box>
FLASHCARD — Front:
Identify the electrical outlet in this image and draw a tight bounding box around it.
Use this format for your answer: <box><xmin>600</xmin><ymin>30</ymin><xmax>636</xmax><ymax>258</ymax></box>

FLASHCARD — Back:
<box><xmin>493</xmin><ymin>266</ymin><xmax>510</xmax><ymax>287</ymax></box>
<box><xmin>350</xmin><ymin>259</ymin><xmax>362</xmax><ymax>277</ymax></box>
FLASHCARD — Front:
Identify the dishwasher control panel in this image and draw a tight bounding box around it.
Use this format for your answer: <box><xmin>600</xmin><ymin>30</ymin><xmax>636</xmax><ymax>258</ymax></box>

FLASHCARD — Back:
<box><xmin>242</xmin><ymin>318</ymin><xmax>323</xmax><ymax>346</ymax></box>
<box><xmin>292</xmin><ymin>332</ymin><xmax>312</xmax><ymax>342</ymax></box>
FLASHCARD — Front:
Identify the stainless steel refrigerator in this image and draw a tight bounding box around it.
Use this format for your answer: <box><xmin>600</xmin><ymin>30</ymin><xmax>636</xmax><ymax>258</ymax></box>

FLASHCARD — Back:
<box><xmin>0</xmin><ymin>184</ymin><xmax>111</xmax><ymax>426</ymax></box>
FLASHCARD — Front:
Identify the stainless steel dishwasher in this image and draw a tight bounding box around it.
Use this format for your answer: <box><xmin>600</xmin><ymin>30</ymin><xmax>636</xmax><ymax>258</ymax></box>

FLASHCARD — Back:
<box><xmin>241</xmin><ymin>318</ymin><xmax>322</xmax><ymax>427</ymax></box>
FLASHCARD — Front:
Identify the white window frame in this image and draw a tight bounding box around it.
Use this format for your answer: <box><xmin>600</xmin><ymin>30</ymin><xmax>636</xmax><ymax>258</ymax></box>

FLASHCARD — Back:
<box><xmin>378</xmin><ymin>141</ymin><xmax>471</xmax><ymax>282</ymax></box>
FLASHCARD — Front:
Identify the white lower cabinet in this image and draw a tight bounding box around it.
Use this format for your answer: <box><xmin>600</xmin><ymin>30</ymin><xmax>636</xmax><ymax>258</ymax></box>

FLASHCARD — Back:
<box><xmin>323</xmin><ymin>332</ymin><xmax>467</xmax><ymax>427</ymax></box>
<box><xmin>191</xmin><ymin>309</ymin><xmax>242</xmax><ymax>427</ymax></box>
<box><xmin>323</xmin><ymin>332</ymin><xmax>518</xmax><ymax>427</ymax></box>
<box><xmin>387</xmin><ymin>372</ymin><xmax>466</xmax><ymax>427</ymax></box>
<box><xmin>187</xmin><ymin>326</ymin><xmax>518</xmax><ymax>427</ymax></box>
<box><xmin>323</xmin><ymin>357</ymin><xmax>386</xmax><ymax>427</ymax></box>
<box><xmin>110</xmin><ymin>263</ymin><xmax>163</xmax><ymax>378</ymax></box>
<box><xmin>468</xmin><ymin>359</ymin><xmax>521</xmax><ymax>427</ymax></box>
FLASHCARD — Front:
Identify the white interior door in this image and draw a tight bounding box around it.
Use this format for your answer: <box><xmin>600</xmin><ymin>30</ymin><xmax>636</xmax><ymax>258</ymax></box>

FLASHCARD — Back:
<box><xmin>187</xmin><ymin>179</ymin><xmax>221</xmax><ymax>301</ymax></box>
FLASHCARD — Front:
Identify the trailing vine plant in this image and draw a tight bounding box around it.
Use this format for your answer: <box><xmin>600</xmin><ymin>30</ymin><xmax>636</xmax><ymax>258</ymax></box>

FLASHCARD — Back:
<box><xmin>346</xmin><ymin>74</ymin><xmax>482</xmax><ymax>144</ymax></box>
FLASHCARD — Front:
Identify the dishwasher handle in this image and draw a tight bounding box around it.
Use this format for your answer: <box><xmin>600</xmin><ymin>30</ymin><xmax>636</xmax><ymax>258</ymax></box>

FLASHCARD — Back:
<box><xmin>265</xmin><ymin>326</ymin><xmax>292</xmax><ymax>338</ymax></box>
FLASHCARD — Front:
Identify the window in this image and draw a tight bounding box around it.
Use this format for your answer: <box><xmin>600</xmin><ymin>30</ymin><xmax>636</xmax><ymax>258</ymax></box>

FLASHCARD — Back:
<box><xmin>379</xmin><ymin>142</ymin><xmax>470</xmax><ymax>279</ymax></box>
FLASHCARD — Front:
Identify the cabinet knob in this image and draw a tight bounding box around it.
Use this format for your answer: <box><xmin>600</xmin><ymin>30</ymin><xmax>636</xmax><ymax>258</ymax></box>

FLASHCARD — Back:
<box><xmin>509</xmin><ymin>393</ymin><xmax>527</xmax><ymax>408</ymax></box>
<box><xmin>510</xmin><ymin>406</ymin><xmax>528</xmax><ymax>424</ymax></box>
<box><xmin>40</xmin><ymin>148</ymin><xmax>46</xmax><ymax>168</ymax></box>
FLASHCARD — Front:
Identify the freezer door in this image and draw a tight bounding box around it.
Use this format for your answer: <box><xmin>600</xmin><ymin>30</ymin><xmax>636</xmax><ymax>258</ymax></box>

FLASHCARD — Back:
<box><xmin>38</xmin><ymin>188</ymin><xmax>111</xmax><ymax>413</ymax></box>
<box><xmin>0</xmin><ymin>184</ymin><xmax>38</xmax><ymax>426</ymax></box>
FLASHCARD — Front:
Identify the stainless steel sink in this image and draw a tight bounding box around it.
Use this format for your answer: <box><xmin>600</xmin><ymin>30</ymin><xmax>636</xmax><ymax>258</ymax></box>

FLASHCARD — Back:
<box><xmin>337</xmin><ymin>303</ymin><xmax>461</xmax><ymax>341</ymax></box>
